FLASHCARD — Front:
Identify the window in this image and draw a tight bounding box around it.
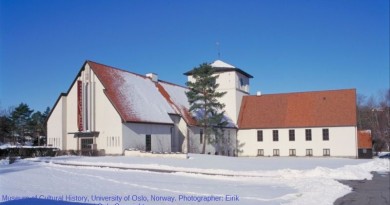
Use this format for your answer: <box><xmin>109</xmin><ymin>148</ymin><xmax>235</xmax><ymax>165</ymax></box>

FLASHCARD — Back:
<box><xmin>257</xmin><ymin>149</ymin><xmax>264</xmax><ymax>156</ymax></box>
<box><xmin>273</xmin><ymin>130</ymin><xmax>279</xmax><ymax>141</ymax></box>
<box><xmin>240</xmin><ymin>78</ymin><xmax>244</xmax><ymax>87</ymax></box>
<box><xmin>289</xmin><ymin>130</ymin><xmax>295</xmax><ymax>141</ymax></box>
<box><xmin>323</xmin><ymin>149</ymin><xmax>330</xmax><ymax>156</ymax></box>
<box><xmin>273</xmin><ymin>149</ymin><xmax>280</xmax><ymax>156</ymax></box>
<box><xmin>305</xmin><ymin>129</ymin><xmax>312</xmax><ymax>141</ymax></box>
<box><xmin>200</xmin><ymin>129</ymin><xmax>203</xmax><ymax>144</ymax></box>
<box><xmin>257</xmin><ymin>130</ymin><xmax>263</xmax><ymax>142</ymax></box>
<box><xmin>289</xmin><ymin>149</ymin><xmax>296</xmax><ymax>156</ymax></box>
<box><xmin>227</xmin><ymin>130</ymin><xmax>231</xmax><ymax>143</ymax></box>
<box><xmin>306</xmin><ymin>149</ymin><xmax>313</xmax><ymax>156</ymax></box>
<box><xmin>323</xmin><ymin>129</ymin><xmax>329</xmax><ymax>141</ymax></box>
<box><xmin>145</xmin><ymin>135</ymin><xmax>151</xmax><ymax>152</ymax></box>
<box><xmin>81</xmin><ymin>138</ymin><xmax>93</xmax><ymax>149</ymax></box>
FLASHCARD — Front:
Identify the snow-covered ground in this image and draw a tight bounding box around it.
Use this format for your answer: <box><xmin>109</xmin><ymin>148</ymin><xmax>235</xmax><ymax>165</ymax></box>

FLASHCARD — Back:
<box><xmin>0</xmin><ymin>154</ymin><xmax>389</xmax><ymax>205</ymax></box>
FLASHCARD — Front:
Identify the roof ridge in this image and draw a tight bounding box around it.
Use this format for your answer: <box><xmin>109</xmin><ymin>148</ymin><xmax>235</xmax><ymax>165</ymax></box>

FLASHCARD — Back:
<box><xmin>158</xmin><ymin>80</ymin><xmax>188</xmax><ymax>89</ymax></box>
<box><xmin>246</xmin><ymin>88</ymin><xmax>356</xmax><ymax>97</ymax></box>
<box><xmin>87</xmin><ymin>60</ymin><xmax>148</xmax><ymax>79</ymax></box>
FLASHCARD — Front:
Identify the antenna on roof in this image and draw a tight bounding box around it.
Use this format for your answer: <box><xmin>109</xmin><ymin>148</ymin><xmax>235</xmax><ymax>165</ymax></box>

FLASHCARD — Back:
<box><xmin>216</xmin><ymin>41</ymin><xmax>221</xmax><ymax>59</ymax></box>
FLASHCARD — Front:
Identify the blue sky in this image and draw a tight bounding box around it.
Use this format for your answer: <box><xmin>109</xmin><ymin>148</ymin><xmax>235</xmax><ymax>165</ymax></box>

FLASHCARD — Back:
<box><xmin>1</xmin><ymin>0</ymin><xmax>389</xmax><ymax>112</ymax></box>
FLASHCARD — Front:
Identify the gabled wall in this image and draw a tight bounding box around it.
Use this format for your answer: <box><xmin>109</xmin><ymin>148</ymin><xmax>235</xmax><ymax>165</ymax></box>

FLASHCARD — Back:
<box><xmin>47</xmin><ymin>62</ymin><xmax>123</xmax><ymax>154</ymax></box>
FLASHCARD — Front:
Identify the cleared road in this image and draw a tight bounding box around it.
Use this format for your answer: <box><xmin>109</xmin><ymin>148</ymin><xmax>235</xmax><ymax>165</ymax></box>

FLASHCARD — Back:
<box><xmin>334</xmin><ymin>172</ymin><xmax>390</xmax><ymax>205</ymax></box>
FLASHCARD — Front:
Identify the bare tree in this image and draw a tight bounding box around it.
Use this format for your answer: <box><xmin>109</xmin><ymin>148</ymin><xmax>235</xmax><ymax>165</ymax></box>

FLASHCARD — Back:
<box><xmin>357</xmin><ymin>90</ymin><xmax>390</xmax><ymax>152</ymax></box>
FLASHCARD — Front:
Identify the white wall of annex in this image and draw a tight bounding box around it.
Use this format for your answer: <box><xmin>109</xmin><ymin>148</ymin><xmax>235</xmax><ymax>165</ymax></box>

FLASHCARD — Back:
<box><xmin>238</xmin><ymin>126</ymin><xmax>357</xmax><ymax>157</ymax></box>
<box><xmin>122</xmin><ymin>123</ymin><xmax>173</xmax><ymax>153</ymax></box>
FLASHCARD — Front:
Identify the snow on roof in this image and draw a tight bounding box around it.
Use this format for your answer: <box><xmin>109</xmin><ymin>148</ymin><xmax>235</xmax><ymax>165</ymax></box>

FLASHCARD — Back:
<box><xmin>88</xmin><ymin>61</ymin><xmax>235</xmax><ymax>127</ymax></box>
<box><xmin>157</xmin><ymin>81</ymin><xmax>197</xmax><ymax>126</ymax></box>
<box><xmin>184</xmin><ymin>60</ymin><xmax>253</xmax><ymax>78</ymax></box>
<box><xmin>158</xmin><ymin>81</ymin><xmax>236</xmax><ymax>128</ymax></box>
<box><xmin>89</xmin><ymin>61</ymin><xmax>174</xmax><ymax>124</ymax></box>
<box><xmin>211</xmin><ymin>60</ymin><xmax>235</xmax><ymax>68</ymax></box>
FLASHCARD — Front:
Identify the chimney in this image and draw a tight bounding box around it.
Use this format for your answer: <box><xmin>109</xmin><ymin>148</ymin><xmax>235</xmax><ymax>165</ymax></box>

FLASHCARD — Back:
<box><xmin>256</xmin><ymin>91</ymin><xmax>262</xmax><ymax>96</ymax></box>
<box><xmin>146</xmin><ymin>73</ymin><xmax>158</xmax><ymax>82</ymax></box>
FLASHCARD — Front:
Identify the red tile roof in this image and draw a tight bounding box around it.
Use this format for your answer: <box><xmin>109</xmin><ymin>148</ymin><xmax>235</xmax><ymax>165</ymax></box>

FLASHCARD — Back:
<box><xmin>358</xmin><ymin>130</ymin><xmax>372</xmax><ymax>149</ymax></box>
<box><xmin>238</xmin><ymin>89</ymin><xmax>357</xmax><ymax>129</ymax></box>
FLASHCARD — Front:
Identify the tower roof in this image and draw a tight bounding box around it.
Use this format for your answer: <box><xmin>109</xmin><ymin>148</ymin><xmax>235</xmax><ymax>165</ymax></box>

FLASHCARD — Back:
<box><xmin>184</xmin><ymin>60</ymin><xmax>253</xmax><ymax>78</ymax></box>
<box><xmin>211</xmin><ymin>60</ymin><xmax>236</xmax><ymax>68</ymax></box>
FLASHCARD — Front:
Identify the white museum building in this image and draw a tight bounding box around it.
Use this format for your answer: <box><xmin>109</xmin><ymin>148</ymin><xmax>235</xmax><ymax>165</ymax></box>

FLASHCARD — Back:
<box><xmin>47</xmin><ymin>60</ymin><xmax>360</xmax><ymax>157</ymax></box>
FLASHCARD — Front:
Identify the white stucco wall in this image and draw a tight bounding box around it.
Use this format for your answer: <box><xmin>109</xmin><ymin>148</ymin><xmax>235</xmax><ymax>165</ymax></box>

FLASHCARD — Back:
<box><xmin>216</xmin><ymin>72</ymin><xmax>249</xmax><ymax>124</ymax></box>
<box><xmin>64</xmin><ymin>73</ymin><xmax>79</xmax><ymax>151</ymax></box>
<box><xmin>169</xmin><ymin>115</ymin><xmax>186</xmax><ymax>153</ymax></box>
<box><xmin>122</xmin><ymin>123</ymin><xmax>173</xmax><ymax>153</ymax></box>
<box><xmin>47</xmin><ymin>96</ymin><xmax>66</xmax><ymax>149</ymax></box>
<box><xmin>238</xmin><ymin>126</ymin><xmax>357</xmax><ymax>157</ymax></box>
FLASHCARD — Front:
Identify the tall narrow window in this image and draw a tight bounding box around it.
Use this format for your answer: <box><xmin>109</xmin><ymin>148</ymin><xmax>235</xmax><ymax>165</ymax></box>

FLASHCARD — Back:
<box><xmin>257</xmin><ymin>149</ymin><xmax>264</xmax><ymax>156</ymax></box>
<box><xmin>289</xmin><ymin>130</ymin><xmax>295</xmax><ymax>141</ymax></box>
<box><xmin>323</xmin><ymin>129</ymin><xmax>329</xmax><ymax>141</ymax></box>
<box><xmin>273</xmin><ymin>130</ymin><xmax>279</xmax><ymax>141</ymax></box>
<box><xmin>323</xmin><ymin>149</ymin><xmax>330</xmax><ymax>156</ymax></box>
<box><xmin>273</xmin><ymin>149</ymin><xmax>280</xmax><ymax>156</ymax></box>
<box><xmin>200</xmin><ymin>129</ymin><xmax>203</xmax><ymax>144</ymax></box>
<box><xmin>145</xmin><ymin>135</ymin><xmax>151</xmax><ymax>152</ymax></box>
<box><xmin>257</xmin><ymin>130</ymin><xmax>263</xmax><ymax>142</ymax></box>
<box><xmin>305</xmin><ymin>129</ymin><xmax>312</xmax><ymax>141</ymax></box>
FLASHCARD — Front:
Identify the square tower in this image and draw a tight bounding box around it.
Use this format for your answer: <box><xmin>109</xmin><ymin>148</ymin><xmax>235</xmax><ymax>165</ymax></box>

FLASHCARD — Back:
<box><xmin>184</xmin><ymin>60</ymin><xmax>253</xmax><ymax>125</ymax></box>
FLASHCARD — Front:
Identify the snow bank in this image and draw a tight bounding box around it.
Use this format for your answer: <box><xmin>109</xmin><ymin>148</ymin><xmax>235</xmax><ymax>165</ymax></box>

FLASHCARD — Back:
<box><xmin>1</xmin><ymin>155</ymin><xmax>389</xmax><ymax>205</ymax></box>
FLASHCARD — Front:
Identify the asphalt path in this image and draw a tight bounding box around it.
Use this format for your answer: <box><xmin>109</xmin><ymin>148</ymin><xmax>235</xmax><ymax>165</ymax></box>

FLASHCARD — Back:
<box><xmin>334</xmin><ymin>172</ymin><xmax>390</xmax><ymax>205</ymax></box>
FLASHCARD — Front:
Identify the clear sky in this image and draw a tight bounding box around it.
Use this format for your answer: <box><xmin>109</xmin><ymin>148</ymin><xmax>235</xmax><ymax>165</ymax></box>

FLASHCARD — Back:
<box><xmin>1</xmin><ymin>0</ymin><xmax>389</xmax><ymax>112</ymax></box>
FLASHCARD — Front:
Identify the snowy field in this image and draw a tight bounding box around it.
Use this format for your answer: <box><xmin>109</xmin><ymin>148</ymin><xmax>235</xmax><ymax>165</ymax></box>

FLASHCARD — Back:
<box><xmin>0</xmin><ymin>154</ymin><xmax>389</xmax><ymax>205</ymax></box>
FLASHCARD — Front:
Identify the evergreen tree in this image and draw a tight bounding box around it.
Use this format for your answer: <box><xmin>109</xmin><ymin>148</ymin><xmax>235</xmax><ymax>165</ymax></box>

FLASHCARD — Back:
<box><xmin>11</xmin><ymin>103</ymin><xmax>33</xmax><ymax>143</ymax></box>
<box><xmin>185</xmin><ymin>63</ymin><xmax>227</xmax><ymax>154</ymax></box>
<box><xmin>0</xmin><ymin>115</ymin><xmax>13</xmax><ymax>143</ymax></box>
